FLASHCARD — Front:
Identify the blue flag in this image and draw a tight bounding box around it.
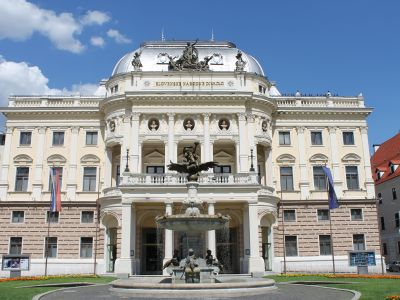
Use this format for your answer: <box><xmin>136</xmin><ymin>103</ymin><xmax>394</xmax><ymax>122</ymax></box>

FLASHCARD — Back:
<box><xmin>322</xmin><ymin>166</ymin><xmax>339</xmax><ymax>210</ymax></box>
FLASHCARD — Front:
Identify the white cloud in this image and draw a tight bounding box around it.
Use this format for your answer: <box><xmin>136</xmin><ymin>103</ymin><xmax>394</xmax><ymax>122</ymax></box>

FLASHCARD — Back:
<box><xmin>0</xmin><ymin>0</ymin><xmax>110</xmax><ymax>53</ymax></box>
<box><xmin>0</xmin><ymin>56</ymin><xmax>105</xmax><ymax>107</ymax></box>
<box><xmin>81</xmin><ymin>10</ymin><xmax>110</xmax><ymax>26</ymax></box>
<box><xmin>90</xmin><ymin>36</ymin><xmax>105</xmax><ymax>47</ymax></box>
<box><xmin>107</xmin><ymin>29</ymin><xmax>131</xmax><ymax>44</ymax></box>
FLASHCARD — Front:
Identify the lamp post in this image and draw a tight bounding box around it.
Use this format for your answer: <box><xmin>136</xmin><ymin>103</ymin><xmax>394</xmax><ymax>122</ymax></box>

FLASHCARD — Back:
<box><xmin>249</xmin><ymin>148</ymin><xmax>255</xmax><ymax>172</ymax></box>
<box><xmin>124</xmin><ymin>149</ymin><xmax>130</xmax><ymax>172</ymax></box>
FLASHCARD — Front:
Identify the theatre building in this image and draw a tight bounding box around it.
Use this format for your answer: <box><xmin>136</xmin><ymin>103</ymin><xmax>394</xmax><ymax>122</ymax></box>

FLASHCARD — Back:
<box><xmin>0</xmin><ymin>40</ymin><xmax>382</xmax><ymax>276</ymax></box>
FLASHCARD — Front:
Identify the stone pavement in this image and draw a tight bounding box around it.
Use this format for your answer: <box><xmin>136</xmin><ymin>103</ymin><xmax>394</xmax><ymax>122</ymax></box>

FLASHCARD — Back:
<box><xmin>39</xmin><ymin>283</ymin><xmax>356</xmax><ymax>300</ymax></box>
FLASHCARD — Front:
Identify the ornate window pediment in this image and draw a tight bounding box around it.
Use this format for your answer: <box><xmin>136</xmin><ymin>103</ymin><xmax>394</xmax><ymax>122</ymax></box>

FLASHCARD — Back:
<box><xmin>276</xmin><ymin>154</ymin><xmax>296</xmax><ymax>164</ymax></box>
<box><xmin>214</xmin><ymin>150</ymin><xmax>234</xmax><ymax>164</ymax></box>
<box><xmin>13</xmin><ymin>154</ymin><xmax>33</xmax><ymax>165</ymax></box>
<box><xmin>309</xmin><ymin>153</ymin><xmax>328</xmax><ymax>164</ymax></box>
<box><xmin>342</xmin><ymin>153</ymin><xmax>361</xmax><ymax>164</ymax></box>
<box><xmin>80</xmin><ymin>154</ymin><xmax>100</xmax><ymax>164</ymax></box>
<box><xmin>143</xmin><ymin>150</ymin><xmax>164</xmax><ymax>164</ymax></box>
<box><xmin>47</xmin><ymin>154</ymin><xmax>67</xmax><ymax>165</ymax></box>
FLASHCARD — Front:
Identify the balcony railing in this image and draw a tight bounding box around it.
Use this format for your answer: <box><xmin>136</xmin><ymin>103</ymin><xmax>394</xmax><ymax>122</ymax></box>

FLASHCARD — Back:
<box><xmin>120</xmin><ymin>173</ymin><xmax>259</xmax><ymax>186</ymax></box>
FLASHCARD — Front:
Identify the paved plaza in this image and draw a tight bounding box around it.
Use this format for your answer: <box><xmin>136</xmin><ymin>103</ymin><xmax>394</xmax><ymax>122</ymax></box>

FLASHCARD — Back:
<box><xmin>39</xmin><ymin>283</ymin><xmax>355</xmax><ymax>300</ymax></box>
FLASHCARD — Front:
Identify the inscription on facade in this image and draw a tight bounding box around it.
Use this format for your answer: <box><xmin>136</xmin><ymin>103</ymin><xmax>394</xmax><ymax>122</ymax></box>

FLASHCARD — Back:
<box><xmin>154</xmin><ymin>81</ymin><xmax>224</xmax><ymax>87</ymax></box>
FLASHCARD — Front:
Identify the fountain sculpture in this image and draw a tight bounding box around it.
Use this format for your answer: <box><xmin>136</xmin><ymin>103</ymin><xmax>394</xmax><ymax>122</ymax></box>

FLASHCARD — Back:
<box><xmin>155</xmin><ymin>142</ymin><xmax>230</xmax><ymax>283</ymax></box>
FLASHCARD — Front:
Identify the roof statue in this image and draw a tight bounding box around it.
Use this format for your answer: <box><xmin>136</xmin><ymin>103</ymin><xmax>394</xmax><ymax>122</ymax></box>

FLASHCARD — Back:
<box><xmin>168</xmin><ymin>142</ymin><xmax>218</xmax><ymax>181</ymax></box>
<box><xmin>131</xmin><ymin>51</ymin><xmax>143</xmax><ymax>71</ymax></box>
<box><xmin>168</xmin><ymin>40</ymin><xmax>213</xmax><ymax>71</ymax></box>
<box><xmin>235</xmin><ymin>51</ymin><xmax>246</xmax><ymax>71</ymax></box>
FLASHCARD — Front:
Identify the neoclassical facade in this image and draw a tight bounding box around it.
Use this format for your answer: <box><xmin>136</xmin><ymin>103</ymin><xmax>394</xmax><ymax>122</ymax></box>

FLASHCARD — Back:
<box><xmin>0</xmin><ymin>40</ymin><xmax>382</xmax><ymax>276</ymax></box>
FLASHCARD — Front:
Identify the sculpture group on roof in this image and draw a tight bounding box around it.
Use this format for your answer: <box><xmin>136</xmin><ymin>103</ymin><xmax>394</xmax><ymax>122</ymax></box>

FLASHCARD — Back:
<box><xmin>168</xmin><ymin>40</ymin><xmax>213</xmax><ymax>71</ymax></box>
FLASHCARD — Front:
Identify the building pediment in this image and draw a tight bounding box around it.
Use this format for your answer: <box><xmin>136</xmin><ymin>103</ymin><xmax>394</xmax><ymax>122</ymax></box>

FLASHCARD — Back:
<box><xmin>309</xmin><ymin>153</ymin><xmax>328</xmax><ymax>164</ymax></box>
<box><xmin>81</xmin><ymin>154</ymin><xmax>100</xmax><ymax>164</ymax></box>
<box><xmin>13</xmin><ymin>154</ymin><xmax>33</xmax><ymax>165</ymax></box>
<box><xmin>342</xmin><ymin>153</ymin><xmax>361</xmax><ymax>163</ymax></box>
<box><xmin>276</xmin><ymin>154</ymin><xmax>296</xmax><ymax>164</ymax></box>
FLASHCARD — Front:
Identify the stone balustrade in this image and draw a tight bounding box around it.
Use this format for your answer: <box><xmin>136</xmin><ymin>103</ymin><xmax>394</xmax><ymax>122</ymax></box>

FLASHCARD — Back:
<box><xmin>274</xmin><ymin>96</ymin><xmax>364</xmax><ymax>108</ymax></box>
<box><xmin>8</xmin><ymin>96</ymin><xmax>102</xmax><ymax>108</ymax></box>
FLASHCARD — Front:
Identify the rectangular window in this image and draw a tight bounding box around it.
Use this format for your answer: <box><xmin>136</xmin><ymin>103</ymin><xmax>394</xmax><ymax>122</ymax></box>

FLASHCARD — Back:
<box><xmin>381</xmin><ymin>217</ymin><xmax>385</xmax><ymax>230</ymax></box>
<box><xmin>45</xmin><ymin>237</ymin><xmax>57</xmax><ymax>258</ymax></box>
<box><xmin>343</xmin><ymin>131</ymin><xmax>355</xmax><ymax>145</ymax></box>
<box><xmin>319</xmin><ymin>235</ymin><xmax>332</xmax><ymax>255</ymax></box>
<box><xmin>15</xmin><ymin>167</ymin><xmax>29</xmax><ymax>192</ymax></box>
<box><xmin>83</xmin><ymin>167</ymin><xmax>97</xmax><ymax>191</ymax></box>
<box><xmin>146</xmin><ymin>166</ymin><xmax>165</xmax><ymax>174</ymax></box>
<box><xmin>48</xmin><ymin>167</ymin><xmax>63</xmax><ymax>191</ymax></box>
<box><xmin>398</xmin><ymin>241</ymin><xmax>400</xmax><ymax>254</ymax></box>
<box><xmin>311</xmin><ymin>131</ymin><xmax>323</xmax><ymax>145</ymax></box>
<box><xmin>395</xmin><ymin>213</ymin><xmax>399</xmax><ymax>228</ymax></box>
<box><xmin>9</xmin><ymin>237</ymin><xmax>22</xmax><ymax>254</ymax></box>
<box><xmin>346</xmin><ymin>166</ymin><xmax>359</xmax><ymax>190</ymax></box>
<box><xmin>285</xmin><ymin>236</ymin><xmax>298</xmax><ymax>256</ymax></box>
<box><xmin>283</xmin><ymin>210</ymin><xmax>296</xmax><ymax>222</ymax></box>
<box><xmin>351</xmin><ymin>209</ymin><xmax>363</xmax><ymax>221</ymax></box>
<box><xmin>52</xmin><ymin>131</ymin><xmax>65</xmax><ymax>146</ymax></box>
<box><xmin>80</xmin><ymin>237</ymin><xmax>93</xmax><ymax>258</ymax></box>
<box><xmin>116</xmin><ymin>165</ymin><xmax>120</xmax><ymax>187</ymax></box>
<box><xmin>81</xmin><ymin>211</ymin><xmax>94</xmax><ymax>223</ymax></box>
<box><xmin>317</xmin><ymin>209</ymin><xmax>330</xmax><ymax>221</ymax></box>
<box><xmin>86</xmin><ymin>131</ymin><xmax>98</xmax><ymax>145</ymax></box>
<box><xmin>213</xmin><ymin>165</ymin><xmax>232</xmax><ymax>174</ymax></box>
<box><xmin>353</xmin><ymin>234</ymin><xmax>365</xmax><ymax>251</ymax></box>
<box><xmin>313</xmin><ymin>166</ymin><xmax>327</xmax><ymax>190</ymax></box>
<box><xmin>19</xmin><ymin>131</ymin><xmax>32</xmax><ymax>146</ymax></box>
<box><xmin>280</xmin><ymin>167</ymin><xmax>294</xmax><ymax>191</ymax></box>
<box><xmin>378</xmin><ymin>192</ymin><xmax>382</xmax><ymax>204</ymax></box>
<box><xmin>383</xmin><ymin>243</ymin><xmax>388</xmax><ymax>255</ymax></box>
<box><xmin>279</xmin><ymin>131</ymin><xmax>291</xmax><ymax>145</ymax></box>
<box><xmin>46</xmin><ymin>211</ymin><xmax>59</xmax><ymax>223</ymax></box>
<box><xmin>12</xmin><ymin>211</ymin><xmax>24</xmax><ymax>223</ymax></box>
<box><xmin>393</xmin><ymin>188</ymin><xmax>397</xmax><ymax>200</ymax></box>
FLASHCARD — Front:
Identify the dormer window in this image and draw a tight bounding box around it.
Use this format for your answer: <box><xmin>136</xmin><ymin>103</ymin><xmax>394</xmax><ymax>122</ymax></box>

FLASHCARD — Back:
<box><xmin>258</xmin><ymin>85</ymin><xmax>266</xmax><ymax>94</ymax></box>
<box><xmin>376</xmin><ymin>169</ymin><xmax>384</xmax><ymax>180</ymax></box>
<box><xmin>389</xmin><ymin>163</ymin><xmax>398</xmax><ymax>174</ymax></box>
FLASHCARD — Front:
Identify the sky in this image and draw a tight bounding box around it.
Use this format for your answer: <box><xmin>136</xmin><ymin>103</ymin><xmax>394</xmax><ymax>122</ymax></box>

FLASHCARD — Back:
<box><xmin>0</xmin><ymin>0</ymin><xmax>399</xmax><ymax>146</ymax></box>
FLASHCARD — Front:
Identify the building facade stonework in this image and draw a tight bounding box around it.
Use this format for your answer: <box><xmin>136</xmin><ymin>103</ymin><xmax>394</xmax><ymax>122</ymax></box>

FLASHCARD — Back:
<box><xmin>0</xmin><ymin>40</ymin><xmax>382</xmax><ymax>276</ymax></box>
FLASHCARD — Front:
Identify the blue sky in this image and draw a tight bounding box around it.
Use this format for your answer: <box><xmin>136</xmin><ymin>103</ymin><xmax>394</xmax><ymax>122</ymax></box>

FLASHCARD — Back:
<box><xmin>0</xmin><ymin>0</ymin><xmax>399</xmax><ymax>146</ymax></box>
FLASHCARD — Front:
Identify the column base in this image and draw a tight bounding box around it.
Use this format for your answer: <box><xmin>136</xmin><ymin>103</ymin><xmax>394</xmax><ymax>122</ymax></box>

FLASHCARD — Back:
<box><xmin>248</xmin><ymin>256</ymin><xmax>265</xmax><ymax>276</ymax></box>
<box><xmin>114</xmin><ymin>257</ymin><xmax>135</xmax><ymax>276</ymax></box>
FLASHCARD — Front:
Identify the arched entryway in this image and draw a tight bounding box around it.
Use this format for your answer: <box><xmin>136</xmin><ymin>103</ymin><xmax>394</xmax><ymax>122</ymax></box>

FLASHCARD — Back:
<box><xmin>102</xmin><ymin>213</ymin><xmax>119</xmax><ymax>273</ymax></box>
<box><xmin>260</xmin><ymin>213</ymin><xmax>276</xmax><ymax>271</ymax></box>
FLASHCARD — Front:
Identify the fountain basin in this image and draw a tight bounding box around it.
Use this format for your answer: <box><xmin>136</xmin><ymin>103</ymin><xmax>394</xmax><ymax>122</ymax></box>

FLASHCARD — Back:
<box><xmin>155</xmin><ymin>214</ymin><xmax>230</xmax><ymax>231</ymax></box>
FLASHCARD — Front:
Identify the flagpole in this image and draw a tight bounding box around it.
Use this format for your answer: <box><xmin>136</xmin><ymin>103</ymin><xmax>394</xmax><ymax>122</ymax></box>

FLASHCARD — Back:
<box><xmin>325</xmin><ymin>168</ymin><xmax>336</xmax><ymax>275</ymax></box>
<box><xmin>44</xmin><ymin>204</ymin><xmax>51</xmax><ymax>276</ymax></box>
<box><xmin>93</xmin><ymin>167</ymin><xmax>101</xmax><ymax>275</ymax></box>
<box><xmin>280</xmin><ymin>190</ymin><xmax>287</xmax><ymax>274</ymax></box>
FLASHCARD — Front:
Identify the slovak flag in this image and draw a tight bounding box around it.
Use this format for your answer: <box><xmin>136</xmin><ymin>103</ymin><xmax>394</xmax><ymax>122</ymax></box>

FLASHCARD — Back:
<box><xmin>322</xmin><ymin>166</ymin><xmax>339</xmax><ymax>210</ymax></box>
<box><xmin>50</xmin><ymin>168</ymin><xmax>62</xmax><ymax>212</ymax></box>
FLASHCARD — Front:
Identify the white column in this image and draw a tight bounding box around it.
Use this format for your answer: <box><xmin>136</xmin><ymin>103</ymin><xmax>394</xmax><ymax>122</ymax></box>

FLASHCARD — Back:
<box><xmin>0</xmin><ymin>127</ymin><xmax>13</xmax><ymax>200</ymax></box>
<box><xmin>328</xmin><ymin>127</ymin><xmax>343</xmax><ymax>196</ymax></box>
<box><xmin>104</xmin><ymin>148</ymin><xmax>112</xmax><ymax>188</ymax></box>
<box><xmin>238</xmin><ymin>113</ymin><xmax>248</xmax><ymax>172</ymax></box>
<box><xmin>67</xmin><ymin>126</ymin><xmax>79</xmax><ymax>201</ymax></box>
<box><xmin>167</xmin><ymin>113</ymin><xmax>175</xmax><ymax>166</ymax></box>
<box><xmin>207</xmin><ymin>201</ymin><xmax>216</xmax><ymax>256</ymax></box>
<box><xmin>32</xmin><ymin>127</ymin><xmax>46</xmax><ymax>201</ymax></box>
<box><xmin>115</xmin><ymin>201</ymin><xmax>136</xmax><ymax>274</ymax></box>
<box><xmin>203</xmin><ymin>113</ymin><xmax>211</xmax><ymax>162</ymax></box>
<box><xmin>297</xmin><ymin>126</ymin><xmax>309</xmax><ymax>199</ymax></box>
<box><xmin>130</xmin><ymin>113</ymin><xmax>140</xmax><ymax>173</ymax></box>
<box><xmin>265</xmin><ymin>147</ymin><xmax>273</xmax><ymax>187</ymax></box>
<box><xmin>247</xmin><ymin>114</ymin><xmax>257</xmax><ymax>172</ymax></box>
<box><xmin>120</xmin><ymin>115</ymin><xmax>131</xmax><ymax>174</ymax></box>
<box><xmin>163</xmin><ymin>201</ymin><xmax>173</xmax><ymax>275</ymax></box>
<box><xmin>360</xmin><ymin>126</ymin><xmax>375</xmax><ymax>198</ymax></box>
<box><xmin>247</xmin><ymin>203</ymin><xmax>265</xmax><ymax>274</ymax></box>
<box><xmin>242</xmin><ymin>206</ymin><xmax>250</xmax><ymax>273</ymax></box>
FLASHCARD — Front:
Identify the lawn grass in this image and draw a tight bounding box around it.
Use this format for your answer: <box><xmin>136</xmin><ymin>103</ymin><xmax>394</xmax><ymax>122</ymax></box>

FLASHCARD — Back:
<box><xmin>267</xmin><ymin>275</ymin><xmax>400</xmax><ymax>300</ymax></box>
<box><xmin>0</xmin><ymin>276</ymin><xmax>116</xmax><ymax>300</ymax></box>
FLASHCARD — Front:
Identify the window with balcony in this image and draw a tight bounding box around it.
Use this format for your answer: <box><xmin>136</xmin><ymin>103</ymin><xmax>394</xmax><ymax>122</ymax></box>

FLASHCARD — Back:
<box><xmin>19</xmin><ymin>131</ymin><xmax>31</xmax><ymax>146</ymax></box>
<box><xmin>280</xmin><ymin>167</ymin><xmax>294</xmax><ymax>191</ymax></box>
<box><xmin>311</xmin><ymin>131</ymin><xmax>323</xmax><ymax>145</ymax></box>
<box><xmin>52</xmin><ymin>131</ymin><xmax>64</xmax><ymax>146</ymax></box>
<box><xmin>279</xmin><ymin>131</ymin><xmax>291</xmax><ymax>145</ymax></box>
<box><xmin>15</xmin><ymin>167</ymin><xmax>29</xmax><ymax>192</ymax></box>
<box><xmin>346</xmin><ymin>166</ymin><xmax>359</xmax><ymax>190</ymax></box>
<box><xmin>343</xmin><ymin>131</ymin><xmax>355</xmax><ymax>145</ymax></box>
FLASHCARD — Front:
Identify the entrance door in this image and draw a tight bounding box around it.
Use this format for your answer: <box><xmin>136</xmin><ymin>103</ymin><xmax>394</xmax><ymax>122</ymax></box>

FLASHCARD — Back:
<box><xmin>106</xmin><ymin>228</ymin><xmax>117</xmax><ymax>272</ymax></box>
<box><xmin>262</xmin><ymin>227</ymin><xmax>272</xmax><ymax>271</ymax></box>
<box><xmin>216</xmin><ymin>228</ymin><xmax>239</xmax><ymax>273</ymax></box>
<box><xmin>141</xmin><ymin>228</ymin><xmax>163</xmax><ymax>275</ymax></box>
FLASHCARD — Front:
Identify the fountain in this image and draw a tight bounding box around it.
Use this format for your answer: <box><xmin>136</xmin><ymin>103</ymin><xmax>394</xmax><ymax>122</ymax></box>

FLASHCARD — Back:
<box><xmin>155</xmin><ymin>142</ymin><xmax>230</xmax><ymax>283</ymax></box>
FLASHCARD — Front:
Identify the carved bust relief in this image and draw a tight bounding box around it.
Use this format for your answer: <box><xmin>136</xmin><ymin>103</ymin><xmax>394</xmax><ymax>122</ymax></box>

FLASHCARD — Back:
<box><xmin>218</xmin><ymin>118</ymin><xmax>230</xmax><ymax>131</ymax></box>
<box><xmin>109</xmin><ymin>120</ymin><xmax>116</xmax><ymax>132</ymax></box>
<box><xmin>148</xmin><ymin>118</ymin><xmax>160</xmax><ymax>131</ymax></box>
<box><xmin>183</xmin><ymin>118</ymin><xmax>195</xmax><ymax>131</ymax></box>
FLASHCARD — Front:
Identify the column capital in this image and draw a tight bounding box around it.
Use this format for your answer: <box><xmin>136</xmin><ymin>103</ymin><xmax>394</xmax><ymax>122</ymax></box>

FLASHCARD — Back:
<box><xmin>237</xmin><ymin>113</ymin><xmax>246</xmax><ymax>121</ymax></box>
<box><xmin>70</xmin><ymin>126</ymin><xmax>79</xmax><ymax>134</ymax></box>
<box><xmin>360</xmin><ymin>126</ymin><xmax>368</xmax><ymax>134</ymax></box>
<box><xmin>123</xmin><ymin>114</ymin><xmax>132</xmax><ymax>123</ymax></box>
<box><xmin>202</xmin><ymin>113</ymin><xmax>210</xmax><ymax>121</ymax></box>
<box><xmin>6</xmin><ymin>127</ymin><xmax>13</xmax><ymax>134</ymax></box>
<box><xmin>296</xmin><ymin>126</ymin><xmax>305</xmax><ymax>134</ymax></box>
<box><xmin>37</xmin><ymin>127</ymin><xmax>46</xmax><ymax>134</ymax></box>
<box><xmin>131</xmin><ymin>112</ymin><xmax>140</xmax><ymax>121</ymax></box>
<box><xmin>167</xmin><ymin>112</ymin><xmax>175</xmax><ymax>121</ymax></box>
<box><xmin>247</xmin><ymin>114</ymin><xmax>255</xmax><ymax>123</ymax></box>
<box><xmin>328</xmin><ymin>126</ymin><xmax>337</xmax><ymax>134</ymax></box>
